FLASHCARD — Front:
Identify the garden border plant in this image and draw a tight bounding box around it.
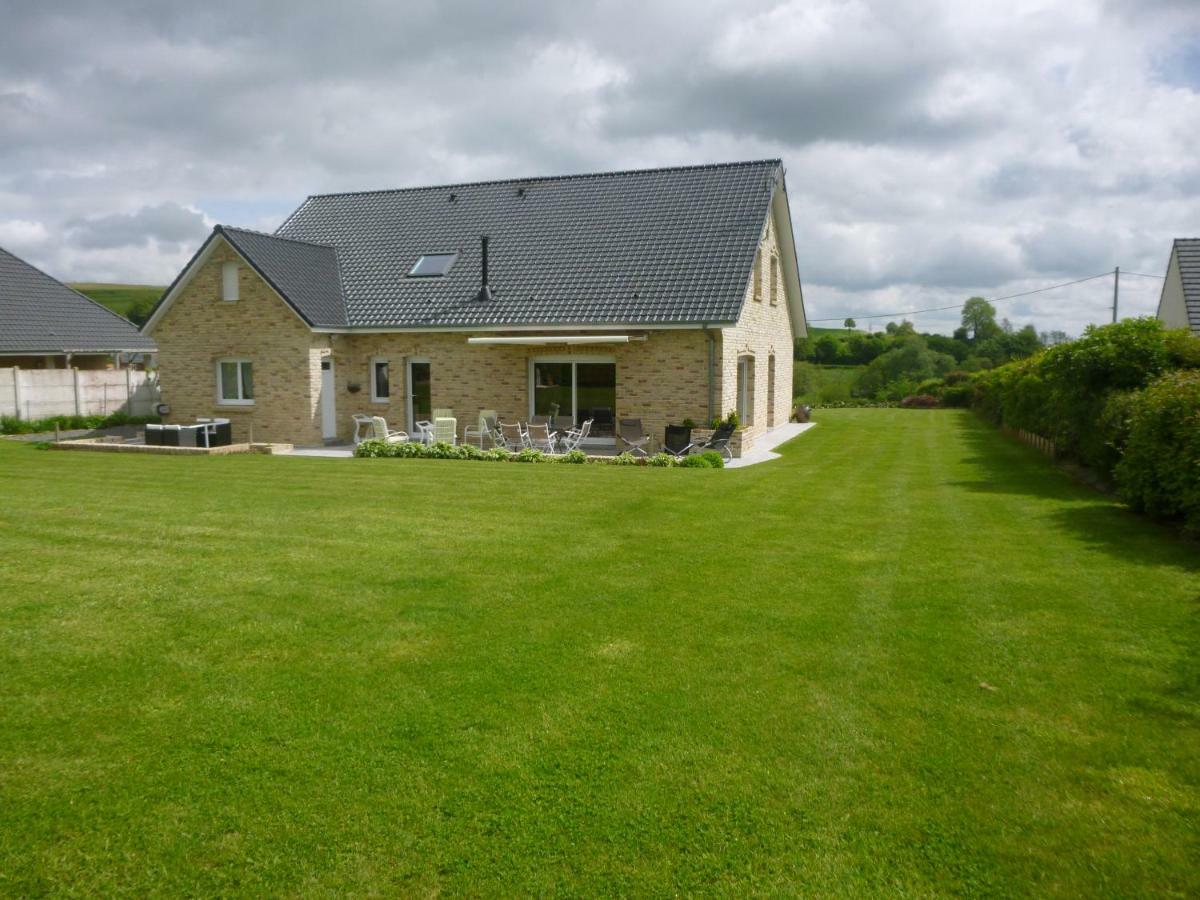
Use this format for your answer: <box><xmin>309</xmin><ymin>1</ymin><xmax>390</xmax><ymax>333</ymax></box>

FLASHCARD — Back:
<box><xmin>354</xmin><ymin>440</ymin><xmax>725</xmax><ymax>468</ymax></box>
<box><xmin>1</xmin><ymin>412</ymin><xmax>160</xmax><ymax>436</ymax></box>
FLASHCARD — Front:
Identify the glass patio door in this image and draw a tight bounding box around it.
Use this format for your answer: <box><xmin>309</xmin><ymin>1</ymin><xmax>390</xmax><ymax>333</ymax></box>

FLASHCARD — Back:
<box><xmin>531</xmin><ymin>358</ymin><xmax>616</xmax><ymax>436</ymax></box>
<box><xmin>408</xmin><ymin>360</ymin><xmax>431</xmax><ymax>431</ymax></box>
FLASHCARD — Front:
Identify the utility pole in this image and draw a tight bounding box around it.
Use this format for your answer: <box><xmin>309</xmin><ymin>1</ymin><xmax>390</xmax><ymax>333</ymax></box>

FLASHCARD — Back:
<box><xmin>1112</xmin><ymin>266</ymin><xmax>1120</xmax><ymax>323</ymax></box>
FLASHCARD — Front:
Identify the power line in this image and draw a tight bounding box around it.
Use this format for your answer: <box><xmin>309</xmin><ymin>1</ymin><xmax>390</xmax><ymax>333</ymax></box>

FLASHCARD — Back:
<box><xmin>1121</xmin><ymin>271</ymin><xmax>1166</xmax><ymax>279</ymax></box>
<box><xmin>808</xmin><ymin>270</ymin><xmax>1115</xmax><ymax>323</ymax></box>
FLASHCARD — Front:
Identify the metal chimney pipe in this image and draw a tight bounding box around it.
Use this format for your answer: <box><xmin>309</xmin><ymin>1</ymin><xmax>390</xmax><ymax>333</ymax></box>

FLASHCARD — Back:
<box><xmin>477</xmin><ymin>235</ymin><xmax>493</xmax><ymax>302</ymax></box>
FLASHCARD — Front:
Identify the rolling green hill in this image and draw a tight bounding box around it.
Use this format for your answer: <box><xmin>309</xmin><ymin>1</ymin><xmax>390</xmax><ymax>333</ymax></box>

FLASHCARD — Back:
<box><xmin>69</xmin><ymin>283</ymin><xmax>165</xmax><ymax>328</ymax></box>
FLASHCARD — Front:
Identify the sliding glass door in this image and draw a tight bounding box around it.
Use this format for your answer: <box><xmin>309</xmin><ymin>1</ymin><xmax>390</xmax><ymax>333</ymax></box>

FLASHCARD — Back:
<box><xmin>531</xmin><ymin>358</ymin><xmax>616</xmax><ymax>436</ymax></box>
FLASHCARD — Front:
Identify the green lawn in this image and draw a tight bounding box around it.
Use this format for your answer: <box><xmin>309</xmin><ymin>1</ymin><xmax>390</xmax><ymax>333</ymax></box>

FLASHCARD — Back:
<box><xmin>0</xmin><ymin>411</ymin><xmax>1196</xmax><ymax>895</ymax></box>
<box><xmin>69</xmin><ymin>283</ymin><xmax>165</xmax><ymax>327</ymax></box>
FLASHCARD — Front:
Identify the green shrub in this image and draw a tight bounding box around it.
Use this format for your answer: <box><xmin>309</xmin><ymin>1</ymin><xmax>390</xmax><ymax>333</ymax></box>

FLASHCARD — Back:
<box><xmin>699</xmin><ymin>450</ymin><xmax>725</xmax><ymax>469</ymax></box>
<box><xmin>354</xmin><ymin>439</ymin><xmax>392</xmax><ymax>458</ymax></box>
<box><xmin>678</xmin><ymin>454</ymin><xmax>713</xmax><ymax>468</ymax></box>
<box><xmin>940</xmin><ymin>385</ymin><xmax>973</xmax><ymax>408</ymax></box>
<box><xmin>514</xmin><ymin>448</ymin><xmax>545</xmax><ymax>463</ymax></box>
<box><xmin>459</xmin><ymin>443</ymin><xmax>485</xmax><ymax>460</ymax></box>
<box><xmin>483</xmin><ymin>447</ymin><xmax>513</xmax><ymax>462</ymax></box>
<box><xmin>647</xmin><ymin>452</ymin><xmax>678</xmax><ymax>467</ymax></box>
<box><xmin>611</xmin><ymin>452</ymin><xmax>641</xmax><ymax>466</ymax></box>
<box><xmin>558</xmin><ymin>449</ymin><xmax>588</xmax><ymax>464</ymax></box>
<box><xmin>1114</xmin><ymin>370</ymin><xmax>1200</xmax><ymax>533</ymax></box>
<box><xmin>0</xmin><ymin>412</ymin><xmax>160</xmax><ymax>435</ymax></box>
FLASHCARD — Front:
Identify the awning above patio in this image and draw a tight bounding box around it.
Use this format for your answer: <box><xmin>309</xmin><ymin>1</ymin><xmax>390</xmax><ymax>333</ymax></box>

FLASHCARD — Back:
<box><xmin>466</xmin><ymin>335</ymin><xmax>646</xmax><ymax>345</ymax></box>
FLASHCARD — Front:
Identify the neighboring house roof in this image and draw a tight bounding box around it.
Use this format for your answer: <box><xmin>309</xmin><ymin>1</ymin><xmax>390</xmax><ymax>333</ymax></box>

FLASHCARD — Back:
<box><xmin>0</xmin><ymin>246</ymin><xmax>157</xmax><ymax>354</ymax></box>
<box><xmin>217</xmin><ymin>227</ymin><xmax>348</xmax><ymax>327</ymax></box>
<box><xmin>278</xmin><ymin>159</ymin><xmax>785</xmax><ymax>329</ymax></box>
<box><xmin>1170</xmin><ymin>238</ymin><xmax>1200</xmax><ymax>334</ymax></box>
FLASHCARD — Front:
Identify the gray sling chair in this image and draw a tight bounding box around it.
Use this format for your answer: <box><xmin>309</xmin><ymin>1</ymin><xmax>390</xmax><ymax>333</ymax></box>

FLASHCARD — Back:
<box><xmin>617</xmin><ymin>418</ymin><xmax>650</xmax><ymax>457</ymax></box>
<box><xmin>682</xmin><ymin>422</ymin><xmax>736</xmax><ymax>461</ymax></box>
<box><xmin>496</xmin><ymin>422</ymin><xmax>526</xmax><ymax>452</ymax></box>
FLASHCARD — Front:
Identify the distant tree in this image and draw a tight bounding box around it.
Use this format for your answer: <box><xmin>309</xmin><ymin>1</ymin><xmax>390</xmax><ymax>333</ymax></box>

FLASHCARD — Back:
<box><xmin>1040</xmin><ymin>330</ymin><xmax>1070</xmax><ymax>346</ymax></box>
<box><xmin>885</xmin><ymin>321</ymin><xmax>899</xmax><ymax>335</ymax></box>
<box><xmin>843</xmin><ymin>317</ymin><xmax>856</xmax><ymax>333</ymax></box>
<box><xmin>961</xmin><ymin>297</ymin><xmax>1001</xmax><ymax>341</ymax></box>
<box><xmin>953</xmin><ymin>326</ymin><xmax>971</xmax><ymax>343</ymax></box>
<box><xmin>813</xmin><ymin>334</ymin><xmax>842</xmax><ymax>365</ymax></box>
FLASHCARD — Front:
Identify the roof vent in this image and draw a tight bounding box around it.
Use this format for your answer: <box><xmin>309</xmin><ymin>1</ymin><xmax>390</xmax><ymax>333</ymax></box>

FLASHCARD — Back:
<box><xmin>516</xmin><ymin>187</ymin><xmax>526</xmax><ymax>198</ymax></box>
<box><xmin>449</xmin><ymin>192</ymin><xmax>457</xmax><ymax>203</ymax></box>
<box><xmin>476</xmin><ymin>235</ymin><xmax>493</xmax><ymax>302</ymax></box>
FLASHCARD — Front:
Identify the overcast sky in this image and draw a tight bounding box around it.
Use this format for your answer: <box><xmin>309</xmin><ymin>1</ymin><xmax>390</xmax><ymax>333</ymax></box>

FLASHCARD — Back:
<box><xmin>2</xmin><ymin>0</ymin><xmax>1198</xmax><ymax>334</ymax></box>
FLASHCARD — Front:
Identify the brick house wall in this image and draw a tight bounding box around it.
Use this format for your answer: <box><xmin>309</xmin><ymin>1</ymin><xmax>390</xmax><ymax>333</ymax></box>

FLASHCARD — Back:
<box><xmin>152</xmin><ymin>241</ymin><xmax>329</xmax><ymax>444</ymax></box>
<box><xmin>718</xmin><ymin>210</ymin><xmax>795</xmax><ymax>449</ymax></box>
<box><xmin>332</xmin><ymin>329</ymin><xmax>710</xmax><ymax>451</ymax></box>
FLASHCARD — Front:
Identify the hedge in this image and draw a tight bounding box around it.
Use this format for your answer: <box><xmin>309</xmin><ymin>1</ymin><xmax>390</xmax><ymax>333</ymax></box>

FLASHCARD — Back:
<box><xmin>354</xmin><ymin>440</ymin><xmax>724</xmax><ymax>468</ymax></box>
<box><xmin>1</xmin><ymin>412</ymin><xmax>160</xmax><ymax>436</ymax></box>
<box><xmin>964</xmin><ymin>318</ymin><xmax>1200</xmax><ymax>532</ymax></box>
<box><xmin>1113</xmin><ymin>369</ymin><xmax>1200</xmax><ymax>534</ymax></box>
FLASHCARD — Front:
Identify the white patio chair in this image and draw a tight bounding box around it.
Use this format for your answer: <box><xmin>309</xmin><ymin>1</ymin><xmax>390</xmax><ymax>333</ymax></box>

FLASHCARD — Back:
<box><xmin>525</xmin><ymin>422</ymin><xmax>557</xmax><ymax>453</ymax></box>
<box><xmin>559</xmin><ymin>418</ymin><xmax>592</xmax><ymax>453</ymax></box>
<box><xmin>413</xmin><ymin>420</ymin><xmax>434</xmax><ymax>444</ymax></box>
<box><xmin>464</xmin><ymin>410</ymin><xmax>497</xmax><ymax>448</ymax></box>
<box><xmin>432</xmin><ymin>408</ymin><xmax>453</xmax><ymax>422</ymax></box>
<box><xmin>352</xmin><ymin>414</ymin><xmax>375</xmax><ymax>445</ymax></box>
<box><xmin>432</xmin><ymin>416</ymin><xmax>457</xmax><ymax>445</ymax></box>
<box><xmin>496</xmin><ymin>422</ymin><xmax>526</xmax><ymax>452</ymax></box>
<box><xmin>370</xmin><ymin>416</ymin><xmax>408</xmax><ymax>444</ymax></box>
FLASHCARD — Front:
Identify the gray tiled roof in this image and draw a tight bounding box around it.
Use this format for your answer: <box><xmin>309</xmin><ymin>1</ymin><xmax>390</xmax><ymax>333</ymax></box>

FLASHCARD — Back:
<box><xmin>0</xmin><ymin>246</ymin><xmax>156</xmax><ymax>354</ymax></box>
<box><xmin>1174</xmin><ymin>238</ymin><xmax>1200</xmax><ymax>334</ymax></box>
<box><xmin>274</xmin><ymin>160</ymin><xmax>783</xmax><ymax>328</ymax></box>
<box><xmin>218</xmin><ymin>226</ymin><xmax>347</xmax><ymax>327</ymax></box>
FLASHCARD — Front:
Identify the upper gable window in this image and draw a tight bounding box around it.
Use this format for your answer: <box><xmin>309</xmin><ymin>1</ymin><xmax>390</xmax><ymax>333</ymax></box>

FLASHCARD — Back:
<box><xmin>769</xmin><ymin>254</ymin><xmax>780</xmax><ymax>306</ymax></box>
<box><xmin>752</xmin><ymin>252</ymin><xmax>762</xmax><ymax>302</ymax></box>
<box><xmin>408</xmin><ymin>253</ymin><xmax>457</xmax><ymax>278</ymax></box>
<box><xmin>221</xmin><ymin>262</ymin><xmax>239</xmax><ymax>302</ymax></box>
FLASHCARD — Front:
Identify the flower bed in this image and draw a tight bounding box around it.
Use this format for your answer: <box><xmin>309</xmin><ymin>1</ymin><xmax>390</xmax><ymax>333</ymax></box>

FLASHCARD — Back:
<box><xmin>354</xmin><ymin>440</ymin><xmax>724</xmax><ymax>468</ymax></box>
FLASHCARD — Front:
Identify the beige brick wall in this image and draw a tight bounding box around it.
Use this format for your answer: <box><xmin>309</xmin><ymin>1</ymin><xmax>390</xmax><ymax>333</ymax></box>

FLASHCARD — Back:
<box><xmin>719</xmin><ymin>211</ymin><xmax>795</xmax><ymax>450</ymax></box>
<box><xmin>331</xmin><ymin>329</ymin><xmax>712</xmax><ymax>450</ymax></box>
<box><xmin>151</xmin><ymin>241</ymin><xmax>329</xmax><ymax>444</ymax></box>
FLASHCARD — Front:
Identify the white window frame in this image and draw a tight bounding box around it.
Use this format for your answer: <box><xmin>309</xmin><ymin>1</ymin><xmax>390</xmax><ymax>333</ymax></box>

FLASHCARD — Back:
<box><xmin>221</xmin><ymin>262</ymin><xmax>240</xmax><ymax>302</ymax></box>
<box><xmin>370</xmin><ymin>357</ymin><xmax>391</xmax><ymax>403</ymax></box>
<box><xmin>769</xmin><ymin>254</ymin><xmax>780</xmax><ymax>306</ymax></box>
<box><xmin>216</xmin><ymin>358</ymin><xmax>254</xmax><ymax>406</ymax></box>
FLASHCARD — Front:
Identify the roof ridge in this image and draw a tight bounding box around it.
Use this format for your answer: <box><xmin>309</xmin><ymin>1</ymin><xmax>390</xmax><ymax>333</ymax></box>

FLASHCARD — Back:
<box><xmin>300</xmin><ymin>159</ymin><xmax>782</xmax><ymax>202</ymax></box>
<box><xmin>219</xmin><ymin>224</ymin><xmax>335</xmax><ymax>250</ymax></box>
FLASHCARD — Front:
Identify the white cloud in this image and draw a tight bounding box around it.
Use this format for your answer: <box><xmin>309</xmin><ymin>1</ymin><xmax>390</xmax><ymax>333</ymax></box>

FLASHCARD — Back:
<box><xmin>0</xmin><ymin>0</ymin><xmax>1196</xmax><ymax>333</ymax></box>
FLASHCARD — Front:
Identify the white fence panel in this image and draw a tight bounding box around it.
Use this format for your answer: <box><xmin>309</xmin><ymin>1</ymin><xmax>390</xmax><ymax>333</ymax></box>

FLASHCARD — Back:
<box><xmin>2</xmin><ymin>367</ymin><xmax>159</xmax><ymax>421</ymax></box>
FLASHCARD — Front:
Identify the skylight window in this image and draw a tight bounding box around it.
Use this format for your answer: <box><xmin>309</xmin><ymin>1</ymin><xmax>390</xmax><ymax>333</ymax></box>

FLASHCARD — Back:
<box><xmin>408</xmin><ymin>253</ymin><xmax>457</xmax><ymax>278</ymax></box>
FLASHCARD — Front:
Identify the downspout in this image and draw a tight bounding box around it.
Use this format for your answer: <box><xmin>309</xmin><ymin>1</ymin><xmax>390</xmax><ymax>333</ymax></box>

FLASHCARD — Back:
<box><xmin>703</xmin><ymin>325</ymin><xmax>716</xmax><ymax>424</ymax></box>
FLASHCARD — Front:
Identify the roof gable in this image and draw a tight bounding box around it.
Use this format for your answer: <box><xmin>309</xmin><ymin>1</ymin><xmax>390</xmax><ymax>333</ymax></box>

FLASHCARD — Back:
<box><xmin>277</xmin><ymin>160</ymin><xmax>785</xmax><ymax>329</ymax></box>
<box><xmin>1171</xmin><ymin>238</ymin><xmax>1200</xmax><ymax>333</ymax></box>
<box><xmin>0</xmin><ymin>246</ymin><xmax>156</xmax><ymax>354</ymax></box>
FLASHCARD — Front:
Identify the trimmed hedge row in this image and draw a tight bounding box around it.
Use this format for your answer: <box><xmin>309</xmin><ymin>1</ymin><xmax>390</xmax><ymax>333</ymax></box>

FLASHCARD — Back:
<box><xmin>965</xmin><ymin>319</ymin><xmax>1200</xmax><ymax>533</ymax></box>
<box><xmin>354</xmin><ymin>440</ymin><xmax>725</xmax><ymax>468</ymax></box>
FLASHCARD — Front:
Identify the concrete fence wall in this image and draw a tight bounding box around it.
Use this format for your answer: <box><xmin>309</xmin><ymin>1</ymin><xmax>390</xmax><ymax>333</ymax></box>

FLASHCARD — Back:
<box><xmin>0</xmin><ymin>367</ymin><xmax>160</xmax><ymax>420</ymax></box>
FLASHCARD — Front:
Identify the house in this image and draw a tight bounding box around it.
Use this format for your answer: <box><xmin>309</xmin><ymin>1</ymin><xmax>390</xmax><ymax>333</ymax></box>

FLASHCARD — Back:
<box><xmin>0</xmin><ymin>246</ymin><xmax>156</xmax><ymax>370</ymax></box>
<box><xmin>1156</xmin><ymin>239</ymin><xmax>1200</xmax><ymax>336</ymax></box>
<box><xmin>144</xmin><ymin>160</ymin><xmax>806</xmax><ymax>453</ymax></box>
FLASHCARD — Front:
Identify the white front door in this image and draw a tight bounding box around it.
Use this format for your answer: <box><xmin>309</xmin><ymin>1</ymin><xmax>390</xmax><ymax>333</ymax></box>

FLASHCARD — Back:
<box><xmin>320</xmin><ymin>359</ymin><xmax>337</xmax><ymax>440</ymax></box>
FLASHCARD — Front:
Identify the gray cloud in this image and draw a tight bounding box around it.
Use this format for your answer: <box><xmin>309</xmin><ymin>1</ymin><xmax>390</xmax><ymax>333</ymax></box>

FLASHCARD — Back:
<box><xmin>66</xmin><ymin>202</ymin><xmax>209</xmax><ymax>251</ymax></box>
<box><xmin>0</xmin><ymin>0</ymin><xmax>1197</xmax><ymax>334</ymax></box>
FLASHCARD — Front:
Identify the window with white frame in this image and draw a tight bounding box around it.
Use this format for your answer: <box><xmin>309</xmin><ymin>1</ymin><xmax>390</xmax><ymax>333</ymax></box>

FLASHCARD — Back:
<box><xmin>769</xmin><ymin>254</ymin><xmax>780</xmax><ymax>305</ymax></box>
<box><xmin>217</xmin><ymin>359</ymin><xmax>254</xmax><ymax>404</ymax></box>
<box><xmin>752</xmin><ymin>251</ymin><xmax>762</xmax><ymax>302</ymax></box>
<box><xmin>371</xmin><ymin>358</ymin><xmax>390</xmax><ymax>402</ymax></box>
<box><xmin>221</xmin><ymin>262</ymin><xmax>239</xmax><ymax>302</ymax></box>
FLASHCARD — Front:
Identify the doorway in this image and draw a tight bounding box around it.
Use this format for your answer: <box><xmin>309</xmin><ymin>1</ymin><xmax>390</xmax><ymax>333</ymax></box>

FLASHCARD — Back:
<box><xmin>320</xmin><ymin>358</ymin><xmax>337</xmax><ymax>441</ymax></box>
<box><xmin>407</xmin><ymin>359</ymin><xmax>431</xmax><ymax>432</ymax></box>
